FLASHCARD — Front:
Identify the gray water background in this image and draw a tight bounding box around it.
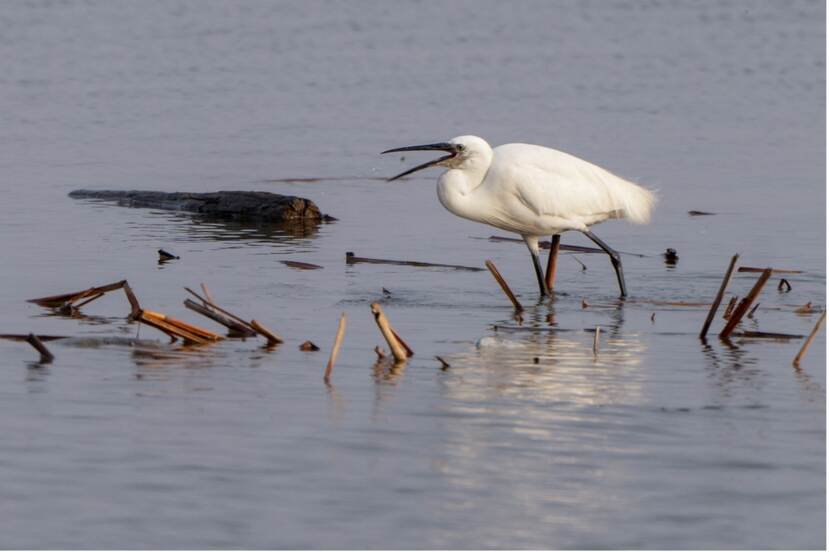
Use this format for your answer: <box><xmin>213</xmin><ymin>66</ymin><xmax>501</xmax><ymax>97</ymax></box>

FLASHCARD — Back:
<box><xmin>0</xmin><ymin>0</ymin><xmax>825</xmax><ymax>548</ymax></box>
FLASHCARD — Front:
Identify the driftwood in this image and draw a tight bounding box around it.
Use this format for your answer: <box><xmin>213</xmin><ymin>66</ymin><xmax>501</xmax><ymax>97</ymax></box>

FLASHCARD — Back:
<box><xmin>485</xmin><ymin>260</ymin><xmax>523</xmax><ymax>312</ymax></box>
<box><xmin>778</xmin><ymin>279</ymin><xmax>792</xmax><ymax>292</ymax></box>
<box><xmin>723</xmin><ymin>296</ymin><xmax>738</xmax><ymax>320</ymax></box>
<box><xmin>324</xmin><ymin>313</ymin><xmax>347</xmax><ymax>383</ymax></box>
<box><xmin>28</xmin><ymin>280</ymin><xmax>141</xmax><ymax>319</ymax></box>
<box><xmin>793</xmin><ymin>311</ymin><xmax>826</xmax><ymax>368</ymax></box>
<box><xmin>435</xmin><ymin>356</ymin><xmax>451</xmax><ymax>370</ymax></box>
<box><xmin>700</xmin><ymin>253</ymin><xmax>740</xmax><ymax>338</ymax></box>
<box><xmin>69</xmin><ymin>189</ymin><xmax>327</xmax><ymax>222</ymax></box>
<box><xmin>719</xmin><ymin>268</ymin><xmax>772</xmax><ymax>339</ymax></box>
<box><xmin>346</xmin><ymin>252</ymin><xmax>484</xmax><ymax>271</ymax></box>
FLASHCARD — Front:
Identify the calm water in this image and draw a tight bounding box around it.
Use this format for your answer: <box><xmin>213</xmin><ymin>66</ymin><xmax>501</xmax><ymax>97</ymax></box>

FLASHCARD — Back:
<box><xmin>0</xmin><ymin>1</ymin><xmax>825</xmax><ymax>548</ymax></box>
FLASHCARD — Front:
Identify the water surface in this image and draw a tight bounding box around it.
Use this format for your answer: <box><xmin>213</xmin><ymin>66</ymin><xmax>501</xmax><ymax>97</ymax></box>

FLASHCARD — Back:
<box><xmin>0</xmin><ymin>1</ymin><xmax>824</xmax><ymax>548</ymax></box>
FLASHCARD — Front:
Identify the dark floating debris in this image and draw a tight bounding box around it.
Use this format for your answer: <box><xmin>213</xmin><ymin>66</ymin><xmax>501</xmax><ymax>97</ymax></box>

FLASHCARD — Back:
<box><xmin>651</xmin><ymin>313</ymin><xmax>656</xmax><ymax>323</ymax></box>
<box><xmin>382</xmin><ymin>287</ymin><xmax>392</xmax><ymax>296</ymax></box>
<box><xmin>69</xmin><ymin>189</ymin><xmax>329</xmax><ymax>223</ymax></box>
<box><xmin>485</xmin><ymin>259</ymin><xmax>523</xmax><ymax>312</ymax></box>
<box><xmin>281</xmin><ymin>260</ymin><xmax>323</xmax><ymax>270</ymax></box>
<box><xmin>747</xmin><ymin>303</ymin><xmax>760</xmax><ymax>319</ymax></box>
<box><xmin>664</xmin><ymin>248</ymin><xmax>679</xmax><ymax>265</ymax></box>
<box><xmin>346</xmin><ymin>251</ymin><xmax>484</xmax><ymax>271</ymax></box>
<box><xmin>778</xmin><ymin>278</ymin><xmax>792</xmax><ymax>292</ymax></box>
<box><xmin>571</xmin><ymin>255</ymin><xmax>587</xmax><ymax>271</ymax></box>
<box><xmin>688</xmin><ymin>210</ymin><xmax>716</xmax><ymax>216</ymax></box>
<box><xmin>435</xmin><ymin>356</ymin><xmax>451</xmax><ymax>370</ymax></box>
<box><xmin>158</xmin><ymin>249</ymin><xmax>179</xmax><ymax>263</ymax></box>
<box><xmin>299</xmin><ymin>340</ymin><xmax>320</xmax><ymax>352</ymax></box>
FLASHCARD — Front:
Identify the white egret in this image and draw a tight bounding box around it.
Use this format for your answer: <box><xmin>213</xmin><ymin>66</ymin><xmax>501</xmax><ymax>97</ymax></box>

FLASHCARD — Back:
<box><xmin>382</xmin><ymin>136</ymin><xmax>655</xmax><ymax>297</ymax></box>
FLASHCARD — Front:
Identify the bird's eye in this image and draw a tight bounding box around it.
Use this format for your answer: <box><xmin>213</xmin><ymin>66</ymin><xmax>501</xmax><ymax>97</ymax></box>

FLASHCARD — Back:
<box><xmin>456</xmin><ymin>144</ymin><xmax>466</xmax><ymax>152</ymax></box>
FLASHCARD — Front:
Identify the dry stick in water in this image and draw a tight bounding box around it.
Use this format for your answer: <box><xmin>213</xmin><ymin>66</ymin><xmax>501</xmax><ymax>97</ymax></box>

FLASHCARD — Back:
<box><xmin>250</xmin><ymin>320</ymin><xmax>283</xmax><ymax>347</ymax></box>
<box><xmin>793</xmin><ymin>311</ymin><xmax>826</xmax><ymax>368</ymax></box>
<box><xmin>719</xmin><ymin>268</ymin><xmax>773</xmax><ymax>339</ymax></box>
<box><xmin>592</xmin><ymin>326</ymin><xmax>600</xmax><ymax>356</ymax></box>
<box><xmin>747</xmin><ymin>303</ymin><xmax>760</xmax><ymax>319</ymax></box>
<box><xmin>324</xmin><ymin>312</ymin><xmax>347</xmax><ymax>383</ymax></box>
<box><xmin>184</xmin><ymin>287</ymin><xmax>283</xmax><ymax>344</ymax></box>
<box><xmin>184</xmin><ymin>299</ymin><xmax>256</xmax><ymax>337</ymax></box>
<box><xmin>545</xmin><ymin>235</ymin><xmax>561</xmax><ymax>292</ymax></box>
<box><xmin>485</xmin><ymin>260</ymin><xmax>523</xmax><ymax>312</ymax></box>
<box><xmin>738</xmin><ymin>266</ymin><xmax>802</xmax><ymax>274</ymax></box>
<box><xmin>26</xmin><ymin>333</ymin><xmax>54</xmax><ymax>363</ymax></box>
<box><xmin>370</xmin><ymin>303</ymin><xmax>408</xmax><ymax>362</ymax></box>
<box><xmin>700</xmin><ymin>253</ymin><xmax>739</xmax><ymax>339</ymax></box>
<box><xmin>778</xmin><ymin>278</ymin><xmax>792</xmax><ymax>292</ymax></box>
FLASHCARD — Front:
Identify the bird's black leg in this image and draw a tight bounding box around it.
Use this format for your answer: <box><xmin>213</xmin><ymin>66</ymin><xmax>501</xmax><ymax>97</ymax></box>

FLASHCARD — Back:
<box><xmin>582</xmin><ymin>230</ymin><xmax>627</xmax><ymax>297</ymax></box>
<box><xmin>531</xmin><ymin>251</ymin><xmax>550</xmax><ymax>297</ymax></box>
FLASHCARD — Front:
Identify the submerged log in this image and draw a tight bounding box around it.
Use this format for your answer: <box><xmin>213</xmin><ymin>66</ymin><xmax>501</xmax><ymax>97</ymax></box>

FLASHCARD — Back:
<box><xmin>69</xmin><ymin>190</ymin><xmax>328</xmax><ymax>222</ymax></box>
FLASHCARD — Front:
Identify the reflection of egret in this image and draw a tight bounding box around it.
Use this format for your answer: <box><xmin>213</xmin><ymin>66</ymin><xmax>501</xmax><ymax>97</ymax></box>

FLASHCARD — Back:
<box><xmin>383</xmin><ymin>136</ymin><xmax>655</xmax><ymax>297</ymax></box>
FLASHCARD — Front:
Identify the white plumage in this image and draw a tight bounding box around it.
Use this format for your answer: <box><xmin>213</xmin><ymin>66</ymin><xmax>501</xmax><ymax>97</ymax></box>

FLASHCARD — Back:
<box><xmin>383</xmin><ymin>135</ymin><xmax>656</xmax><ymax>297</ymax></box>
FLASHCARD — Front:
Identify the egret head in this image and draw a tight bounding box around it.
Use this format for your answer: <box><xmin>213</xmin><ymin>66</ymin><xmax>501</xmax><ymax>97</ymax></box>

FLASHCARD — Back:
<box><xmin>382</xmin><ymin>135</ymin><xmax>491</xmax><ymax>181</ymax></box>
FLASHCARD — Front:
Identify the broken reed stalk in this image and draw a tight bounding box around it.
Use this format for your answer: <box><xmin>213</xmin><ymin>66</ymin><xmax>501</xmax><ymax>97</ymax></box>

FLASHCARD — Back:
<box><xmin>719</xmin><ymin>268</ymin><xmax>773</xmax><ymax>339</ymax></box>
<box><xmin>778</xmin><ymin>278</ymin><xmax>792</xmax><ymax>292</ymax></box>
<box><xmin>346</xmin><ymin>252</ymin><xmax>484</xmax><ymax>271</ymax></box>
<box><xmin>723</xmin><ymin>296</ymin><xmax>738</xmax><ymax>319</ymax></box>
<box><xmin>27</xmin><ymin>280</ymin><xmax>127</xmax><ymax>309</ymax></box>
<box><xmin>369</xmin><ymin>303</ymin><xmax>408</xmax><ymax>362</ymax></box>
<box><xmin>26</xmin><ymin>333</ymin><xmax>54</xmax><ymax>363</ymax></box>
<box><xmin>250</xmin><ymin>320</ymin><xmax>283</xmax><ymax>347</ymax></box>
<box><xmin>738</xmin><ymin>267</ymin><xmax>802</xmax><ymax>274</ymax></box>
<box><xmin>544</xmin><ymin>234</ymin><xmax>561</xmax><ymax>293</ymax></box>
<box><xmin>793</xmin><ymin>310</ymin><xmax>826</xmax><ymax>368</ymax></box>
<box><xmin>389</xmin><ymin>328</ymin><xmax>414</xmax><ymax>357</ymax></box>
<box><xmin>700</xmin><ymin>253</ymin><xmax>739</xmax><ymax>339</ymax></box>
<box><xmin>485</xmin><ymin>260</ymin><xmax>524</xmax><ymax>312</ymax></box>
<box><xmin>592</xmin><ymin>326</ymin><xmax>600</xmax><ymax>356</ymax></box>
<box><xmin>324</xmin><ymin>312</ymin><xmax>347</xmax><ymax>383</ymax></box>
<box><xmin>184</xmin><ymin>299</ymin><xmax>256</xmax><ymax>337</ymax></box>
<box><xmin>200</xmin><ymin>283</ymin><xmax>216</xmax><ymax>305</ymax></box>
<box><xmin>122</xmin><ymin>282</ymin><xmax>142</xmax><ymax>319</ymax></box>
<box><xmin>184</xmin><ymin>286</ymin><xmax>283</xmax><ymax>344</ymax></box>
<box><xmin>139</xmin><ymin>310</ymin><xmax>223</xmax><ymax>345</ymax></box>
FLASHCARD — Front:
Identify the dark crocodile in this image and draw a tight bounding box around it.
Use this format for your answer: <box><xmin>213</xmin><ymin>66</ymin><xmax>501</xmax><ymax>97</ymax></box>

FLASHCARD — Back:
<box><xmin>68</xmin><ymin>189</ymin><xmax>331</xmax><ymax>222</ymax></box>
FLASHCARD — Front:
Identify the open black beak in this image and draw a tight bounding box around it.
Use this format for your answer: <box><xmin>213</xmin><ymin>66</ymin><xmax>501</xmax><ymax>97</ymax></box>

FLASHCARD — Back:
<box><xmin>381</xmin><ymin>142</ymin><xmax>457</xmax><ymax>181</ymax></box>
